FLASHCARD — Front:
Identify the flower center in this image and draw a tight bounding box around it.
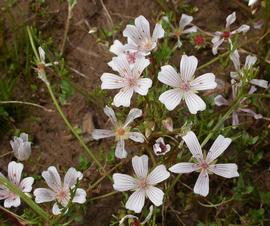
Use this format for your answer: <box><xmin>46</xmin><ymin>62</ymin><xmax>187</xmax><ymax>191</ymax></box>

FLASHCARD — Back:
<box><xmin>56</xmin><ymin>189</ymin><xmax>70</xmax><ymax>204</ymax></box>
<box><xmin>137</xmin><ymin>178</ymin><xmax>148</xmax><ymax>189</ymax></box>
<box><xmin>199</xmin><ymin>161</ymin><xmax>209</xmax><ymax>170</ymax></box>
<box><xmin>157</xmin><ymin>142</ymin><xmax>167</xmax><ymax>153</ymax></box>
<box><xmin>223</xmin><ymin>31</ymin><xmax>230</xmax><ymax>39</ymax></box>
<box><xmin>194</xmin><ymin>35</ymin><xmax>204</xmax><ymax>45</ymax></box>
<box><xmin>37</xmin><ymin>63</ymin><xmax>45</xmax><ymax>72</ymax></box>
<box><xmin>116</xmin><ymin>127</ymin><xmax>126</xmax><ymax>136</ymax></box>
<box><xmin>141</xmin><ymin>39</ymin><xmax>153</xmax><ymax>51</ymax></box>
<box><xmin>179</xmin><ymin>81</ymin><xmax>190</xmax><ymax>91</ymax></box>
<box><xmin>126</xmin><ymin>52</ymin><xmax>137</xmax><ymax>64</ymax></box>
<box><xmin>174</xmin><ymin>28</ymin><xmax>182</xmax><ymax>37</ymax></box>
<box><xmin>126</xmin><ymin>76</ymin><xmax>138</xmax><ymax>88</ymax></box>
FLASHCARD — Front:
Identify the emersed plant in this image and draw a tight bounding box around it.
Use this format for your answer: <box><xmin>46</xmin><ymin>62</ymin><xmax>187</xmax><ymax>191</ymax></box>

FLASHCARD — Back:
<box><xmin>0</xmin><ymin>1</ymin><xmax>270</xmax><ymax>225</ymax></box>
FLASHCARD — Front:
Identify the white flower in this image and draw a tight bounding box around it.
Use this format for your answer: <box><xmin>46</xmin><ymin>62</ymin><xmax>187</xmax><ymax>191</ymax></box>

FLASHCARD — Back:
<box><xmin>174</xmin><ymin>14</ymin><xmax>197</xmax><ymax>47</ymax></box>
<box><xmin>108</xmin><ymin>40</ymin><xmax>145</xmax><ymax>71</ymax></box>
<box><xmin>123</xmin><ymin>15</ymin><xmax>164</xmax><ymax>55</ymax></box>
<box><xmin>248</xmin><ymin>0</ymin><xmax>257</xmax><ymax>6</ymax></box>
<box><xmin>101</xmin><ymin>55</ymin><xmax>152</xmax><ymax>107</ymax></box>
<box><xmin>230</xmin><ymin>49</ymin><xmax>269</xmax><ymax>89</ymax></box>
<box><xmin>37</xmin><ymin>47</ymin><xmax>58</xmax><ymax>84</ymax></box>
<box><xmin>169</xmin><ymin>131</ymin><xmax>239</xmax><ymax>197</ymax></box>
<box><xmin>211</xmin><ymin>12</ymin><xmax>250</xmax><ymax>55</ymax></box>
<box><xmin>119</xmin><ymin>205</ymin><xmax>153</xmax><ymax>225</ymax></box>
<box><xmin>92</xmin><ymin>106</ymin><xmax>145</xmax><ymax>159</ymax></box>
<box><xmin>113</xmin><ymin>155</ymin><xmax>170</xmax><ymax>213</ymax></box>
<box><xmin>34</xmin><ymin>166</ymin><xmax>86</xmax><ymax>215</ymax></box>
<box><xmin>153</xmin><ymin>138</ymin><xmax>171</xmax><ymax>156</ymax></box>
<box><xmin>215</xmin><ymin>80</ymin><xmax>262</xmax><ymax>126</ymax></box>
<box><xmin>0</xmin><ymin>161</ymin><xmax>34</xmax><ymax>208</ymax></box>
<box><xmin>10</xmin><ymin>133</ymin><xmax>31</xmax><ymax>161</ymax></box>
<box><xmin>158</xmin><ymin>55</ymin><xmax>217</xmax><ymax>114</ymax></box>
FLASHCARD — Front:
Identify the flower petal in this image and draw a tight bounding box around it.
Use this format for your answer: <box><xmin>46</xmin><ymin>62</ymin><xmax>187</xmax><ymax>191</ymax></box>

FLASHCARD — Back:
<box><xmin>239</xmin><ymin>108</ymin><xmax>262</xmax><ymax>119</ymax></box>
<box><xmin>180</xmin><ymin>55</ymin><xmax>198</xmax><ymax>82</ymax></box>
<box><xmin>194</xmin><ymin>170</ymin><xmax>209</xmax><ymax>197</ymax></box>
<box><xmin>8</xmin><ymin>161</ymin><xmax>23</xmax><ymax>186</ymax></box>
<box><xmin>64</xmin><ymin>168</ymin><xmax>83</xmax><ymax>189</ymax></box>
<box><xmin>72</xmin><ymin>188</ymin><xmax>86</xmax><ymax>204</ymax></box>
<box><xmin>34</xmin><ymin>188</ymin><xmax>56</xmax><ymax>203</ymax></box>
<box><xmin>182</xmin><ymin>131</ymin><xmax>203</xmax><ymax>162</ymax></box>
<box><xmin>250</xmin><ymin>79</ymin><xmax>269</xmax><ymax>89</ymax></box>
<box><xmin>124</xmin><ymin>108</ymin><xmax>142</xmax><ymax>127</ymax></box>
<box><xmin>109</xmin><ymin>40</ymin><xmax>125</xmax><ymax>55</ymax></box>
<box><xmin>159</xmin><ymin>88</ymin><xmax>183</xmax><ymax>111</ymax></box>
<box><xmin>132</xmin><ymin>155</ymin><xmax>149</xmax><ymax>178</ymax></box>
<box><xmin>104</xmin><ymin>106</ymin><xmax>117</xmax><ymax>125</ymax></box>
<box><xmin>233</xmin><ymin>24</ymin><xmax>250</xmax><ymax>33</ymax></box>
<box><xmin>38</xmin><ymin>47</ymin><xmax>46</xmax><ymax>63</ymax></box>
<box><xmin>4</xmin><ymin>196</ymin><xmax>21</xmax><ymax>208</ymax></box>
<box><xmin>214</xmin><ymin>95</ymin><xmax>229</xmax><ymax>106</ymax></box>
<box><xmin>208</xmin><ymin>164</ymin><xmax>239</xmax><ymax>178</ymax></box>
<box><xmin>145</xmin><ymin>186</ymin><xmax>164</xmax><ymax>207</ymax></box>
<box><xmin>182</xmin><ymin>26</ymin><xmax>197</xmax><ymax>34</ymax></box>
<box><xmin>212</xmin><ymin>37</ymin><xmax>224</xmax><ymax>55</ymax></box>
<box><xmin>134</xmin><ymin>78</ymin><xmax>152</xmax><ymax>95</ymax></box>
<box><xmin>110</xmin><ymin>55</ymin><xmax>132</xmax><ymax>76</ymax></box>
<box><xmin>134</xmin><ymin>15</ymin><xmax>151</xmax><ymax>39</ymax></box>
<box><xmin>42</xmin><ymin>166</ymin><xmax>62</xmax><ymax>192</ymax></box>
<box><xmin>52</xmin><ymin>202</ymin><xmax>61</xmax><ymax>215</ymax></box>
<box><xmin>206</xmin><ymin>135</ymin><xmax>232</xmax><ymax>163</ymax></box>
<box><xmin>132</xmin><ymin>58</ymin><xmax>150</xmax><ymax>78</ymax></box>
<box><xmin>115</xmin><ymin>139</ymin><xmax>127</xmax><ymax>159</ymax></box>
<box><xmin>190</xmin><ymin>73</ymin><xmax>217</xmax><ymax>91</ymax></box>
<box><xmin>113</xmin><ymin>87</ymin><xmax>134</xmax><ymax>107</ymax></box>
<box><xmin>244</xmin><ymin>55</ymin><xmax>257</xmax><ymax>69</ymax></box>
<box><xmin>232</xmin><ymin>111</ymin><xmax>239</xmax><ymax>126</ymax></box>
<box><xmin>152</xmin><ymin>23</ymin><xmax>164</xmax><ymax>42</ymax></box>
<box><xmin>158</xmin><ymin>65</ymin><xmax>181</xmax><ymax>88</ymax></box>
<box><xmin>179</xmin><ymin>14</ymin><xmax>193</xmax><ymax>29</ymax></box>
<box><xmin>225</xmin><ymin>12</ymin><xmax>236</xmax><ymax>28</ymax></box>
<box><xmin>113</xmin><ymin>173</ymin><xmax>138</xmax><ymax>191</ymax></box>
<box><xmin>146</xmin><ymin>165</ymin><xmax>170</xmax><ymax>185</ymax></box>
<box><xmin>101</xmin><ymin>73</ymin><xmax>126</xmax><ymax>89</ymax></box>
<box><xmin>184</xmin><ymin>91</ymin><xmax>206</xmax><ymax>114</ymax></box>
<box><xmin>128</xmin><ymin>132</ymin><xmax>145</xmax><ymax>143</ymax></box>
<box><xmin>92</xmin><ymin>129</ymin><xmax>115</xmax><ymax>140</ymax></box>
<box><xmin>230</xmin><ymin>49</ymin><xmax>241</xmax><ymax>71</ymax></box>
<box><xmin>169</xmin><ymin>162</ymin><xmax>200</xmax><ymax>174</ymax></box>
<box><xmin>125</xmin><ymin>189</ymin><xmax>146</xmax><ymax>213</ymax></box>
<box><xmin>20</xmin><ymin>177</ymin><xmax>34</xmax><ymax>192</ymax></box>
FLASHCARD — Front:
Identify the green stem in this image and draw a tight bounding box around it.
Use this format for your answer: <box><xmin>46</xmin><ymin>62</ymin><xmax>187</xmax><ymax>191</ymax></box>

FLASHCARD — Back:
<box><xmin>46</xmin><ymin>84</ymin><xmax>104</xmax><ymax>171</ymax></box>
<box><xmin>0</xmin><ymin>176</ymin><xmax>50</xmax><ymax>221</ymax></box>
<box><xmin>60</xmin><ymin>7</ymin><xmax>72</xmax><ymax>55</ymax></box>
<box><xmin>0</xmin><ymin>101</ymin><xmax>54</xmax><ymax>112</ymax></box>
<box><xmin>89</xmin><ymin>191</ymin><xmax>117</xmax><ymax>201</ymax></box>
<box><xmin>26</xmin><ymin>26</ymin><xmax>39</xmax><ymax>62</ymax></box>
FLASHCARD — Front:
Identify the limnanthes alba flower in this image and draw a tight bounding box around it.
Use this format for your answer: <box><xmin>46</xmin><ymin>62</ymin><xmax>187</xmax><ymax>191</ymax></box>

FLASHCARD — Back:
<box><xmin>158</xmin><ymin>55</ymin><xmax>217</xmax><ymax>114</ymax></box>
<box><xmin>92</xmin><ymin>106</ymin><xmax>145</xmax><ymax>159</ymax></box>
<box><xmin>10</xmin><ymin>133</ymin><xmax>31</xmax><ymax>161</ymax></box>
<box><xmin>113</xmin><ymin>155</ymin><xmax>170</xmax><ymax>213</ymax></box>
<box><xmin>169</xmin><ymin>131</ymin><xmax>239</xmax><ymax>197</ymax></box>
<box><xmin>211</xmin><ymin>12</ymin><xmax>250</xmax><ymax>55</ymax></box>
<box><xmin>108</xmin><ymin>40</ymin><xmax>145</xmax><ymax>71</ymax></box>
<box><xmin>34</xmin><ymin>167</ymin><xmax>86</xmax><ymax>215</ymax></box>
<box><xmin>37</xmin><ymin>47</ymin><xmax>58</xmax><ymax>85</ymax></box>
<box><xmin>123</xmin><ymin>15</ymin><xmax>164</xmax><ymax>55</ymax></box>
<box><xmin>230</xmin><ymin>49</ymin><xmax>269</xmax><ymax>89</ymax></box>
<box><xmin>101</xmin><ymin>55</ymin><xmax>152</xmax><ymax>107</ymax></box>
<box><xmin>0</xmin><ymin>161</ymin><xmax>34</xmax><ymax>208</ymax></box>
<box><xmin>153</xmin><ymin>137</ymin><xmax>171</xmax><ymax>156</ymax></box>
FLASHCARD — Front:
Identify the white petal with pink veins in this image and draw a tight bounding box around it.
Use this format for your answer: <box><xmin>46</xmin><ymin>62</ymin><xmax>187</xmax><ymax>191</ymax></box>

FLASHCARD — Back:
<box><xmin>158</xmin><ymin>65</ymin><xmax>181</xmax><ymax>88</ymax></box>
<box><xmin>182</xmin><ymin>131</ymin><xmax>203</xmax><ymax>161</ymax></box>
<box><xmin>101</xmin><ymin>73</ymin><xmax>126</xmax><ymax>89</ymax></box>
<box><xmin>179</xmin><ymin>14</ymin><xmax>193</xmax><ymax>29</ymax></box>
<box><xmin>194</xmin><ymin>170</ymin><xmax>209</xmax><ymax>197</ymax></box>
<box><xmin>132</xmin><ymin>155</ymin><xmax>149</xmax><ymax>178</ymax></box>
<box><xmin>104</xmin><ymin>105</ymin><xmax>117</xmax><ymax>125</ymax></box>
<box><xmin>125</xmin><ymin>189</ymin><xmax>146</xmax><ymax>213</ymax></box>
<box><xmin>92</xmin><ymin>129</ymin><xmax>115</xmax><ymax>140</ymax></box>
<box><xmin>20</xmin><ymin>177</ymin><xmax>34</xmax><ymax>192</ymax></box>
<box><xmin>159</xmin><ymin>88</ymin><xmax>183</xmax><ymax>111</ymax></box>
<box><xmin>134</xmin><ymin>78</ymin><xmax>152</xmax><ymax>95</ymax></box>
<box><xmin>113</xmin><ymin>87</ymin><xmax>134</xmax><ymax>107</ymax></box>
<box><xmin>214</xmin><ymin>95</ymin><xmax>229</xmax><ymax>106</ymax></box>
<box><xmin>169</xmin><ymin>162</ymin><xmax>200</xmax><ymax>173</ymax></box>
<box><xmin>206</xmin><ymin>135</ymin><xmax>232</xmax><ymax>163</ymax></box>
<box><xmin>115</xmin><ymin>139</ymin><xmax>127</xmax><ymax>159</ymax></box>
<box><xmin>113</xmin><ymin>173</ymin><xmax>138</xmax><ymax>191</ymax></box>
<box><xmin>124</xmin><ymin>108</ymin><xmax>142</xmax><ymax>127</ymax></box>
<box><xmin>63</xmin><ymin>168</ymin><xmax>83</xmax><ymax>189</ymax></box>
<box><xmin>208</xmin><ymin>164</ymin><xmax>239</xmax><ymax>178</ymax></box>
<box><xmin>4</xmin><ymin>196</ymin><xmax>21</xmax><ymax>208</ymax></box>
<box><xmin>34</xmin><ymin>188</ymin><xmax>56</xmax><ymax>203</ymax></box>
<box><xmin>8</xmin><ymin>161</ymin><xmax>23</xmax><ymax>186</ymax></box>
<box><xmin>128</xmin><ymin>132</ymin><xmax>145</xmax><ymax>143</ymax></box>
<box><xmin>145</xmin><ymin>186</ymin><xmax>164</xmax><ymax>207</ymax></box>
<box><xmin>42</xmin><ymin>166</ymin><xmax>62</xmax><ymax>192</ymax></box>
<box><xmin>184</xmin><ymin>91</ymin><xmax>206</xmax><ymax>114</ymax></box>
<box><xmin>72</xmin><ymin>188</ymin><xmax>86</xmax><ymax>204</ymax></box>
<box><xmin>152</xmin><ymin>23</ymin><xmax>164</xmax><ymax>42</ymax></box>
<box><xmin>146</xmin><ymin>165</ymin><xmax>170</xmax><ymax>185</ymax></box>
<box><xmin>190</xmin><ymin>73</ymin><xmax>217</xmax><ymax>91</ymax></box>
<box><xmin>180</xmin><ymin>55</ymin><xmax>198</xmax><ymax>81</ymax></box>
<box><xmin>225</xmin><ymin>12</ymin><xmax>236</xmax><ymax>28</ymax></box>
